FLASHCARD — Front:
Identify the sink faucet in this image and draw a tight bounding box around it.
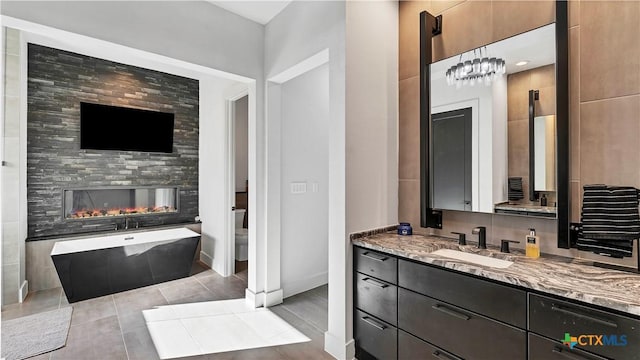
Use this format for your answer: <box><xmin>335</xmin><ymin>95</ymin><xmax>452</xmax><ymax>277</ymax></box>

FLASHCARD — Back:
<box><xmin>472</xmin><ymin>226</ymin><xmax>487</xmax><ymax>249</ymax></box>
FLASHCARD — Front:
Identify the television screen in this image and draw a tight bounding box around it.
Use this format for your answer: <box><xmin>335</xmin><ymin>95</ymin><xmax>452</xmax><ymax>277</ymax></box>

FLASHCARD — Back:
<box><xmin>80</xmin><ymin>102</ymin><xmax>174</xmax><ymax>153</ymax></box>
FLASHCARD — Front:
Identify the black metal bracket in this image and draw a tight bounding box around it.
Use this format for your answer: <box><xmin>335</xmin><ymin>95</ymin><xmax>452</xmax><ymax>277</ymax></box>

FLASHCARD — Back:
<box><xmin>433</xmin><ymin>15</ymin><xmax>443</xmax><ymax>36</ymax></box>
<box><xmin>529</xmin><ymin>89</ymin><xmax>540</xmax><ymax>202</ymax></box>
<box><xmin>420</xmin><ymin>10</ymin><xmax>443</xmax><ymax>229</ymax></box>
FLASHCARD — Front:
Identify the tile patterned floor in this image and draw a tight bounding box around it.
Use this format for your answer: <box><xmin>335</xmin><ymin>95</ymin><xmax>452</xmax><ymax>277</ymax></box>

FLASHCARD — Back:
<box><xmin>1</xmin><ymin>264</ymin><xmax>332</xmax><ymax>360</ymax></box>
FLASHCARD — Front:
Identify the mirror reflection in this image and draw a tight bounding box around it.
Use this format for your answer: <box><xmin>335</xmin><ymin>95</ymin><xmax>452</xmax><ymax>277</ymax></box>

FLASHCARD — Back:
<box><xmin>430</xmin><ymin>23</ymin><xmax>557</xmax><ymax>218</ymax></box>
<box><xmin>534</xmin><ymin>115</ymin><xmax>556</xmax><ymax>193</ymax></box>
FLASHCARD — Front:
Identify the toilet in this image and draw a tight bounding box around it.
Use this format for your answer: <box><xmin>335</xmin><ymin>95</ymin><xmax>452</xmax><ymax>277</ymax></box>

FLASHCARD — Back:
<box><xmin>234</xmin><ymin>209</ymin><xmax>248</xmax><ymax>261</ymax></box>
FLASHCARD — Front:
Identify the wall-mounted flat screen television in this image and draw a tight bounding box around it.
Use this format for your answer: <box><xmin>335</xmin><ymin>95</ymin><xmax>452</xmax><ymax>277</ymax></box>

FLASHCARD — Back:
<box><xmin>80</xmin><ymin>102</ymin><xmax>174</xmax><ymax>153</ymax></box>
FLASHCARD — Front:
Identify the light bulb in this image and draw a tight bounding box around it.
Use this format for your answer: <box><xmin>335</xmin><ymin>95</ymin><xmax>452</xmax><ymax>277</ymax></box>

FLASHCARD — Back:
<box><xmin>464</xmin><ymin>60</ymin><xmax>472</xmax><ymax>74</ymax></box>
<box><xmin>472</xmin><ymin>58</ymin><xmax>480</xmax><ymax>73</ymax></box>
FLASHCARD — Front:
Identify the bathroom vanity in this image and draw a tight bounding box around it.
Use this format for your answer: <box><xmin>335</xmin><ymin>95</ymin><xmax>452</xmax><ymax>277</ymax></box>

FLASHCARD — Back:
<box><xmin>352</xmin><ymin>232</ymin><xmax>640</xmax><ymax>360</ymax></box>
<box><xmin>51</xmin><ymin>227</ymin><xmax>200</xmax><ymax>302</ymax></box>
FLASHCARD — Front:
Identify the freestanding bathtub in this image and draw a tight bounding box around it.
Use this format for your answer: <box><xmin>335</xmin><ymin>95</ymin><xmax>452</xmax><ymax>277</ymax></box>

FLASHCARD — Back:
<box><xmin>51</xmin><ymin>227</ymin><xmax>200</xmax><ymax>303</ymax></box>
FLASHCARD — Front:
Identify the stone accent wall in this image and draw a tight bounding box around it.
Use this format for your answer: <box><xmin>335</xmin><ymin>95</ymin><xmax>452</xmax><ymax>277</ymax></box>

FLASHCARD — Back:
<box><xmin>27</xmin><ymin>44</ymin><xmax>199</xmax><ymax>239</ymax></box>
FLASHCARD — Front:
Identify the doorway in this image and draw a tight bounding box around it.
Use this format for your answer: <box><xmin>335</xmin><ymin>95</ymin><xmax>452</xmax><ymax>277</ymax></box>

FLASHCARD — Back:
<box><xmin>432</xmin><ymin>108</ymin><xmax>472</xmax><ymax>211</ymax></box>
<box><xmin>231</xmin><ymin>95</ymin><xmax>249</xmax><ymax>277</ymax></box>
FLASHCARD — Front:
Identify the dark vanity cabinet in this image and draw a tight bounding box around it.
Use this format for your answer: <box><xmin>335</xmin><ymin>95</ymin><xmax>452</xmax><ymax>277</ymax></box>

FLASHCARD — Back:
<box><xmin>354</xmin><ymin>247</ymin><xmax>398</xmax><ymax>359</ymax></box>
<box><xmin>528</xmin><ymin>294</ymin><xmax>639</xmax><ymax>360</ymax></box>
<box><xmin>353</xmin><ymin>246</ymin><xmax>640</xmax><ymax>360</ymax></box>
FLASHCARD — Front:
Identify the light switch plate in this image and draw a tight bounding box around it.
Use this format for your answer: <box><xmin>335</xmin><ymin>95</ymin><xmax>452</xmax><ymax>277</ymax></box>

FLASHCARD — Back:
<box><xmin>291</xmin><ymin>182</ymin><xmax>307</xmax><ymax>194</ymax></box>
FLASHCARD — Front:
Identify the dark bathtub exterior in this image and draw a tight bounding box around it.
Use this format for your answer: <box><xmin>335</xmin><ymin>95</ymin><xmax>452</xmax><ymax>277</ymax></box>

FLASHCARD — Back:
<box><xmin>52</xmin><ymin>236</ymin><xmax>199</xmax><ymax>303</ymax></box>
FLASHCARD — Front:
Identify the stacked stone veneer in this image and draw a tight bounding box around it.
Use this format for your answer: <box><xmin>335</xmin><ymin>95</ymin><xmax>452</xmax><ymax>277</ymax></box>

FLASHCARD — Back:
<box><xmin>27</xmin><ymin>44</ymin><xmax>199</xmax><ymax>239</ymax></box>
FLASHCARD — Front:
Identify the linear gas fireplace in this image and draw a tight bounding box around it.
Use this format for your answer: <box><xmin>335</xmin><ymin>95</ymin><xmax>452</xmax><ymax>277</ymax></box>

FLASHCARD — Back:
<box><xmin>63</xmin><ymin>186</ymin><xmax>179</xmax><ymax>220</ymax></box>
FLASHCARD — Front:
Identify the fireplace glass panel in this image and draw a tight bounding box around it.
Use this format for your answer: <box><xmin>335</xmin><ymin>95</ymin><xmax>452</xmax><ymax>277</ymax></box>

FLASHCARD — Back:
<box><xmin>64</xmin><ymin>187</ymin><xmax>178</xmax><ymax>219</ymax></box>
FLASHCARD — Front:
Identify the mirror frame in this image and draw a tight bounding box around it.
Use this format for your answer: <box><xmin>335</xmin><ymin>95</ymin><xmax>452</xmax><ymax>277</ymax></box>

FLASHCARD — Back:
<box><xmin>420</xmin><ymin>1</ymin><xmax>570</xmax><ymax>248</ymax></box>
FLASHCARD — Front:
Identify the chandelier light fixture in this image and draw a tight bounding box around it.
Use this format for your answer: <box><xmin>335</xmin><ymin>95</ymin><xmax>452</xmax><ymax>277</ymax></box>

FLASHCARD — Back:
<box><xmin>445</xmin><ymin>46</ymin><xmax>506</xmax><ymax>88</ymax></box>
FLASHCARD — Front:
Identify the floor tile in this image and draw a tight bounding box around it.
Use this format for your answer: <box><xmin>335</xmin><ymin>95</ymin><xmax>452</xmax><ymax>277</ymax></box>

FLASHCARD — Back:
<box><xmin>114</xmin><ymin>286</ymin><xmax>168</xmax><ymax>332</ymax></box>
<box><xmin>122</xmin><ymin>325</ymin><xmax>161</xmax><ymax>360</ymax></box>
<box><xmin>159</xmin><ymin>277</ymin><xmax>217</xmax><ymax>305</ymax></box>
<box><xmin>4</xmin><ymin>260</ymin><xmax>328</xmax><ymax>360</ymax></box>
<box><xmin>69</xmin><ymin>294</ymin><xmax>116</xmax><ymax>326</ymax></box>
<box><xmin>50</xmin><ymin>315</ymin><xmax>127</xmax><ymax>360</ymax></box>
<box><xmin>280</xmin><ymin>292</ymin><xmax>328</xmax><ymax>332</ymax></box>
<box><xmin>2</xmin><ymin>288</ymin><xmax>64</xmax><ymax>321</ymax></box>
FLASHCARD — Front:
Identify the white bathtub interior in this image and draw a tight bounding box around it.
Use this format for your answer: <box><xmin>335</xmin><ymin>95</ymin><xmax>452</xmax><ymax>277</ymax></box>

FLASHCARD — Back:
<box><xmin>234</xmin><ymin>209</ymin><xmax>248</xmax><ymax>261</ymax></box>
<box><xmin>50</xmin><ymin>227</ymin><xmax>200</xmax><ymax>256</ymax></box>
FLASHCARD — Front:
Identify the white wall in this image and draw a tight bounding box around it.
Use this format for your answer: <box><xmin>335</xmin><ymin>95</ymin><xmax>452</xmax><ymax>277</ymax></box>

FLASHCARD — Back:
<box><xmin>345</xmin><ymin>0</ymin><xmax>398</xmax><ymax>355</ymax></box>
<box><xmin>234</xmin><ymin>95</ymin><xmax>248</xmax><ymax>192</ymax></box>
<box><xmin>280</xmin><ymin>63</ymin><xmax>329</xmax><ymax>298</ymax></box>
<box><xmin>346</xmin><ymin>1</ymin><xmax>399</xmax><ymax>234</ymax></box>
<box><xmin>264</xmin><ymin>1</ymin><xmax>347</xmax><ymax>357</ymax></box>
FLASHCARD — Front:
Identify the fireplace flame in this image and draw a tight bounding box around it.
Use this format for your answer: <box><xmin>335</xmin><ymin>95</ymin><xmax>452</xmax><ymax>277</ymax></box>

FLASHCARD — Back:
<box><xmin>68</xmin><ymin>206</ymin><xmax>177</xmax><ymax>219</ymax></box>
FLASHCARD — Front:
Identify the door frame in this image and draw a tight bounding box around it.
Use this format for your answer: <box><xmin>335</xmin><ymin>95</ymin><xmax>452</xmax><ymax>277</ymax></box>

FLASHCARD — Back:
<box><xmin>225</xmin><ymin>88</ymin><xmax>250</xmax><ymax>277</ymax></box>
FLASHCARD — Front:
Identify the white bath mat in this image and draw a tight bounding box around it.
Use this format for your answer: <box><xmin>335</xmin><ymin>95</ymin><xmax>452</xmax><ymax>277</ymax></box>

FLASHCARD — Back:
<box><xmin>143</xmin><ymin>299</ymin><xmax>310</xmax><ymax>359</ymax></box>
<box><xmin>1</xmin><ymin>307</ymin><xmax>73</xmax><ymax>360</ymax></box>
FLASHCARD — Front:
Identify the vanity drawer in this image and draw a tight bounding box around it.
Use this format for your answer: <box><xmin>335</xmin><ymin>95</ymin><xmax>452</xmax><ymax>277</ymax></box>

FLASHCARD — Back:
<box><xmin>355</xmin><ymin>272</ymin><xmax>397</xmax><ymax>326</ymax></box>
<box><xmin>398</xmin><ymin>288</ymin><xmax>526</xmax><ymax>360</ymax></box>
<box><xmin>529</xmin><ymin>294</ymin><xmax>639</xmax><ymax>360</ymax></box>
<box><xmin>399</xmin><ymin>330</ymin><xmax>462</xmax><ymax>360</ymax></box>
<box><xmin>354</xmin><ymin>309</ymin><xmax>397</xmax><ymax>360</ymax></box>
<box><xmin>398</xmin><ymin>259</ymin><xmax>527</xmax><ymax>328</ymax></box>
<box><xmin>354</xmin><ymin>246</ymin><xmax>397</xmax><ymax>284</ymax></box>
<box><xmin>528</xmin><ymin>333</ymin><xmax>607</xmax><ymax>360</ymax></box>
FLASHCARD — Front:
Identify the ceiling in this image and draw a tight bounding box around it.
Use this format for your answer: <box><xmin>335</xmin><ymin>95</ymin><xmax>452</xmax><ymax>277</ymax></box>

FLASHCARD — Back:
<box><xmin>206</xmin><ymin>1</ymin><xmax>292</xmax><ymax>25</ymax></box>
<box><xmin>431</xmin><ymin>23</ymin><xmax>556</xmax><ymax>80</ymax></box>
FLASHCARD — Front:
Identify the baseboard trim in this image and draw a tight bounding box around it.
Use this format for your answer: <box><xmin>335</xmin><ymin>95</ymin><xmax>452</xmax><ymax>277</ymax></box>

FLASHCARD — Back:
<box><xmin>324</xmin><ymin>331</ymin><xmax>355</xmax><ymax>360</ymax></box>
<box><xmin>245</xmin><ymin>288</ymin><xmax>264</xmax><ymax>308</ymax></box>
<box><xmin>199</xmin><ymin>250</ymin><xmax>213</xmax><ymax>268</ymax></box>
<box><xmin>19</xmin><ymin>280</ymin><xmax>28</xmax><ymax>303</ymax></box>
<box><xmin>282</xmin><ymin>271</ymin><xmax>328</xmax><ymax>298</ymax></box>
<box><xmin>244</xmin><ymin>287</ymin><xmax>284</xmax><ymax>308</ymax></box>
<box><xmin>264</xmin><ymin>288</ymin><xmax>283</xmax><ymax>307</ymax></box>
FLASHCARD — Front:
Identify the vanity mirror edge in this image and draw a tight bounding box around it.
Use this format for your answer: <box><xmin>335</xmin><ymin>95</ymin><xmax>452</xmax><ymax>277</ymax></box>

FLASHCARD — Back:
<box><xmin>419</xmin><ymin>1</ymin><xmax>570</xmax><ymax>248</ymax></box>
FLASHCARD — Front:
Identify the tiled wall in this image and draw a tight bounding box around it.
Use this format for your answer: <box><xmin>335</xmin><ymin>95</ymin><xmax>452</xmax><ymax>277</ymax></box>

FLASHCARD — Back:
<box><xmin>27</xmin><ymin>44</ymin><xmax>200</xmax><ymax>239</ymax></box>
<box><xmin>399</xmin><ymin>0</ymin><xmax>640</xmax><ymax>263</ymax></box>
<box><xmin>2</xmin><ymin>28</ymin><xmax>24</xmax><ymax>305</ymax></box>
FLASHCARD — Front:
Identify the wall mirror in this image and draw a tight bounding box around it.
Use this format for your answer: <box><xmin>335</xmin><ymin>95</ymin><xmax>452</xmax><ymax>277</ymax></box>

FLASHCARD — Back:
<box><xmin>420</xmin><ymin>1</ymin><xmax>569</xmax><ymax>247</ymax></box>
<box><xmin>429</xmin><ymin>23</ymin><xmax>557</xmax><ymax>217</ymax></box>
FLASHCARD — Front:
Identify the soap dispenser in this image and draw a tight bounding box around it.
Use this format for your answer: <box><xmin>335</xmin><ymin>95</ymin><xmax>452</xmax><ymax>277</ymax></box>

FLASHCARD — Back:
<box><xmin>525</xmin><ymin>228</ymin><xmax>540</xmax><ymax>259</ymax></box>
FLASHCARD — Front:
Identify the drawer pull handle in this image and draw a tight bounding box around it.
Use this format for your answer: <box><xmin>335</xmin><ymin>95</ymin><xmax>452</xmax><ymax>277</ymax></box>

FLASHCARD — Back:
<box><xmin>551</xmin><ymin>305</ymin><xmax>618</xmax><ymax>328</ymax></box>
<box><xmin>431</xmin><ymin>304</ymin><xmax>470</xmax><ymax>321</ymax></box>
<box><xmin>362</xmin><ymin>252</ymin><xmax>389</xmax><ymax>262</ymax></box>
<box><xmin>361</xmin><ymin>316</ymin><xmax>386</xmax><ymax>331</ymax></box>
<box><xmin>432</xmin><ymin>350</ymin><xmax>459</xmax><ymax>360</ymax></box>
<box><xmin>362</xmin><ymin>277</ymin><xmax>389</xmax><ymax>288</ymax></box>
<box><xmin>552</xmin><ymin>347</ymin><xmax>593</xmax><ymax>360</ymax></box>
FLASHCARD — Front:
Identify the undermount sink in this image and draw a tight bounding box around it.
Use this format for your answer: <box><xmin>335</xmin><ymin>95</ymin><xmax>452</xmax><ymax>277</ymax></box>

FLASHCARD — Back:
<box><xmin>431</xmin><ymin>249</ymin><xmax>514</xmax><ymax>269</ymax></box>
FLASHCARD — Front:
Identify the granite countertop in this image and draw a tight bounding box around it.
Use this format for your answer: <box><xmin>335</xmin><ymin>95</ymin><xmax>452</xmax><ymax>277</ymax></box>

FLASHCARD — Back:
<box><xmin>494</xmin><ymin>202</ymin><xmax>557</xmax><ymax>214</ymax></box>
<box><xmin>352</xmin><ymin>232</ymin><xmax>640</xmax><ymax>318</ymax></box>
